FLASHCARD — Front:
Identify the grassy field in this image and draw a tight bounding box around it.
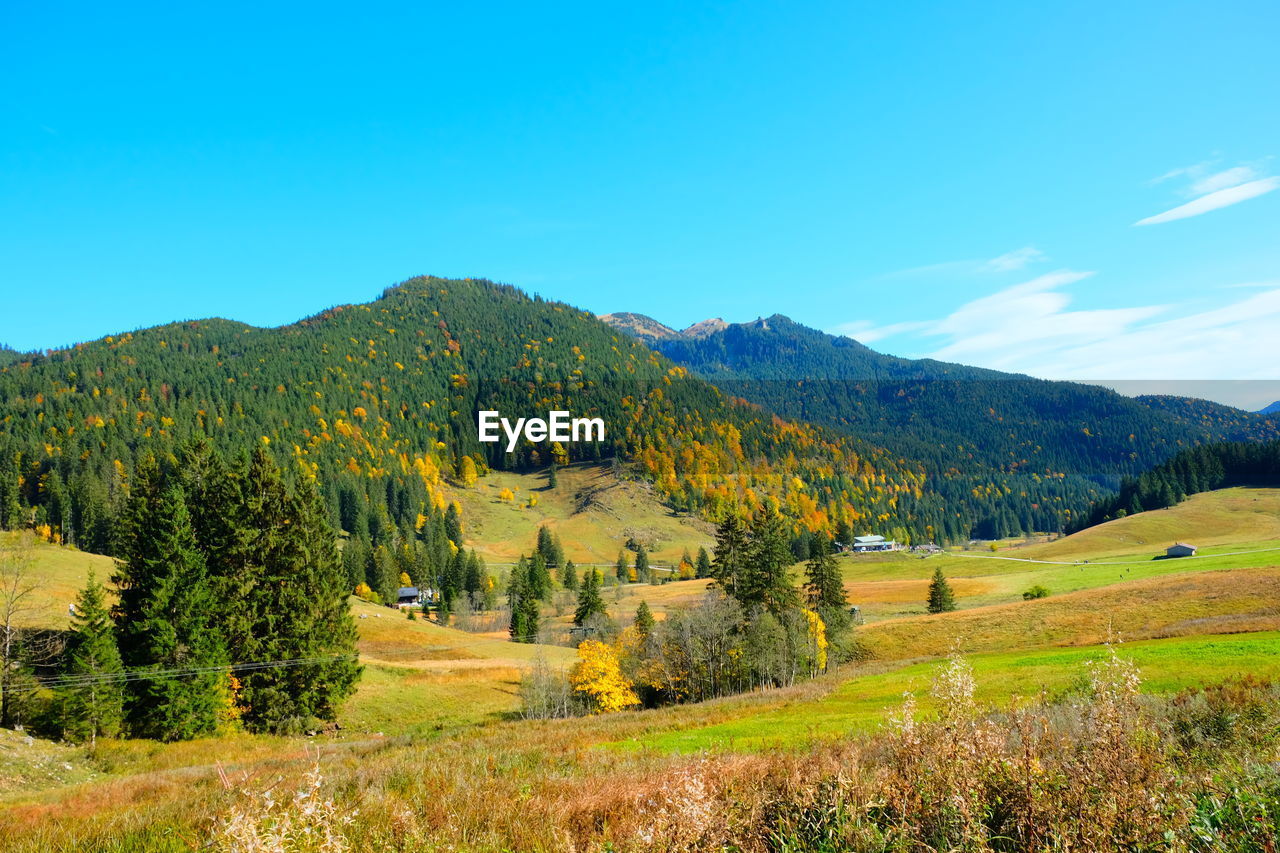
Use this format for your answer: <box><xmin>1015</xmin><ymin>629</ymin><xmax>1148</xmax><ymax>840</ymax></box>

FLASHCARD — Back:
<box><xmin>1</xmin><ymin>534</ymin><xmax>116</xmax><ymax>629</ymax></box>
<box><xmin>840</xmin><ymin>488</ymin><xmax>1280</xmax><ymax>619</ymax></box>
<box><xmin>4</xmin><ymin>486</ymin><xmax>1280</xmax><ymax>848</ymax></box>
<box><xmin>443</xmin><ymin>462</ymin><xmax>715</xmax><ymax>565</ymax></box>
<box><xmin>345</xmin><ymin>598</ymin><xmax>574</xmax><ymax>736</ymax></box>
<box><xmin>629</xmin><ymin>631</ymin><xmax>1280</xmax><ymax>752</ymax></box>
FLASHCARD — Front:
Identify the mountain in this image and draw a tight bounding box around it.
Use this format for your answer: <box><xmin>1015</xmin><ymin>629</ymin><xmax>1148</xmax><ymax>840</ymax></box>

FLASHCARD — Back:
<box><xmin>682</xmin><ymin>318</ymin><xmax>728</xmax><ymax>338</ymax></box>
<box><xmin>610</xmin><ymin>312</ymin><xmax>1278</xmax><ymax>538</ymax></box>
<box><xmin>594</xmin><ymin>312</ymin><xmax>679</xmax><ymax>345</ymax></box>
<box><xmin>1261</xmin><ymin>401</ymin><xmax>1280</xmax><ymax>415</ymax></box>
<box><xmin>0</xmin><ymin>278</ymin><xmax>951</xmax><ymax>557</ymax></box>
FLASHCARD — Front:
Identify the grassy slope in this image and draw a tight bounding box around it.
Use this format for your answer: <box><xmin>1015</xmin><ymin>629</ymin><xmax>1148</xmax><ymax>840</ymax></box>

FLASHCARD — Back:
<box><xmin>633</xmin><ymin>632</ymin><xmax>1280</xmax><ymax>752</ymax></box>
<box><xmin>345</xmin><ymin>598</ymin><xmax>574</xmax><ymax>736</ymax></box>
<box><xmin>3</xmin><ymin>534</ymin><xmax>116</xmax><ymax>629</ymax></box>
<box><xmin>842</xmin><ymin>488</ymin><xmax>1280</xmax><ymax>620</ymax></box>
<box><xmin>621</xmin><ymin>488</ymin><xmax>1280</xmax><ymax>751</ymax></box>
<box><xmin>6</xmin><ymin>487</ymin><xmax>1280</xmax><ymax>821</ymax></box>
<box><xmin>442</xmin><ymin>462</ymin><xmax>715</xmax><ymax>565</ymax></box>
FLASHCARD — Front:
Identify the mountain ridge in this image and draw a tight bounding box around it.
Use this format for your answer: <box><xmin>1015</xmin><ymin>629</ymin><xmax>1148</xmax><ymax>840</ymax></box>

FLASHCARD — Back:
<box><xmin>603</xmin><ymin>309</ymin><xmax>1277</xmax><ymax>538</ymax></box>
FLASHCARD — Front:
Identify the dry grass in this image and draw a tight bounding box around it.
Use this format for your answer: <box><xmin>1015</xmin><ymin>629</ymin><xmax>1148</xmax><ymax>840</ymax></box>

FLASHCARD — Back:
<box><xmin>859</xmin><ymin>566</ymin><xmax>1280</xmax><ymax>661</ymax></box>
<box><xmin>1</xmin><ymin>532</ymin><xmax>116</xmax><ymax>629</ymax></box>
<box><xmin>443</xmin><ymin>462</ymin><xmax>715</xmax><ymax>564</ymax></box>
<box><xmin>6</xmin><ymin>650</ymin><xmax>1278</xmax><ymax>852</ymax></box>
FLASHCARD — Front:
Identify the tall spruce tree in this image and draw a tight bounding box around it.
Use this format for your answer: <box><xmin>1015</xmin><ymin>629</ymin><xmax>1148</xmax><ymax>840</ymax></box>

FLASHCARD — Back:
<box><xmin>114</xmin><ymin>474</ymin><xmax>228</xmax><ymax>741</ymax></box>
<box><xmin>803</xmin><ymin>536</ymin><xmax>846</xmax><ymax>610</ymax></box>
<box><xmin>634</xmin><ymin>600</ymin><xmax>655</xmax><ymax>638</ymax></box>
<box><xmin>742</xmin><ymin>506</ymin><xmax>800</xmax><ymax>614</ymax></box>
<box><xmin>527</xmin><ymin>551</ymin><xmax>551</xmax><ymax>600</ymax></box>
<box><xmin>711</xmin><ymin>513</ymin><xmax>749</xmax><ymax>598</ymax></box>
<box><xmin>60</xmin><ymin>570</ymin><xmax>124</xmax><ymax>747</ymax></box>
<box><xmin>573</xmin><ymin>568</ymin><xmax>606</xmax><ymax>626</ymax></box>
<box><xmin>286</xmin><ymin>477</ymin><xmax>361</xmax><ymax>724</ymax></box>
<box><xmin>615</xmin><ymin>550</ymin><xmax>630</xmax><ymax>583</ymax></box>
<box><xmin>695</xmin><ymin>546</ymin><xmax>712</xmax><ymax>579</ymax></box>
<box><xmin>232</xmin><ymin>450</ymin><xmax>359</xmax><ymax>733</ymax></box>
<box><xmin>926</xmin><ymin>566</ymin><xmax>956</xmax><ymax>613</ymax></box>
<box><xmin>634</xmin><ymin>545</ymin><xmax>650</xmax><ymax>583</ymax></box>
<box><xmin>507</xmin><ymin>562</ymin><xmax>540</xmax><ymax>643</ymax></box>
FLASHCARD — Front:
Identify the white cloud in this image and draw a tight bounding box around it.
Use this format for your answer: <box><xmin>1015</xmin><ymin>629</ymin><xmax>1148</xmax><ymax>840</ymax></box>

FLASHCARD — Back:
<box><xmin>1137</xmin><ymin>157</ymin><xmax>1276</xmax><ymax>226</ymax></box>
<box><xmin>1135</xmin><ymin>177</ymin><xmax>1280</xmax><ymax>226</ymax></box>
<box><xmin>981</xmin><ymin>247</ymin><xmax>1046</xmax><ymax>272</ymax></box>
<box><xmin>1190</xmin><ymin>165</ymin><xmax>1257</xmax><ymax>196</ymax></box>
<box><xmin>829</xmin><ymin>319</ymin><xmax>931</xmax><ymax>344</ymax></box>
<box><xmin>884</xmin><ymin>246</ymin><xmax>1047</xmax><ymax>278</ymax></box>
<box><xmin>833</xmin><ymin>272</ymin><xmax>1280</xmax><ymax>383</ymax></box>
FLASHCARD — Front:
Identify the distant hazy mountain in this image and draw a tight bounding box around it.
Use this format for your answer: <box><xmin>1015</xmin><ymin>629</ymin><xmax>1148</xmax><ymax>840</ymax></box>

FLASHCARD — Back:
<box><xmin>1261</xmin><ymin>401</ymin><xmax>1280</xmax><ymax>415</ymax></box>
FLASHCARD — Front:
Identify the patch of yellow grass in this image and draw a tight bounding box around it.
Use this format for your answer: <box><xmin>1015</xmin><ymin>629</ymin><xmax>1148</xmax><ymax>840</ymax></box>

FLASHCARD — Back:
<box><xmin>858</xmin><ymin>566</ymin><xmax>1280</xmax><ymax>661</ymax></box>
<box><xmin>1</xmin><ymin>533</ymin><xmax>116</xmax><ymax>629</ymax></box>
<box><xmin>443</xmin><ymin>462</ymin><xmax>715</xmax><ymax>564</ymax></box>
<box><xmin>1014</xmin><ymin>487</ymin><xmax>1280</xmax><ymax>561</ymax></box>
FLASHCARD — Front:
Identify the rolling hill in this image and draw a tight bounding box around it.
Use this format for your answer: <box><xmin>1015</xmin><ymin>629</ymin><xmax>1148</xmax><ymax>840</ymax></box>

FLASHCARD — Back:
<box><xmin>0</xmin><ymin>277</ymin><xmax>949</xmax><ymax>569</ymax></box>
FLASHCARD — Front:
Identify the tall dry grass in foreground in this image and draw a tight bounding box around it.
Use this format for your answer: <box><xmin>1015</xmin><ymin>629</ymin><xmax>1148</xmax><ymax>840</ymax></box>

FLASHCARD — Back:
<box><xmin>7</xmin><ymin>650</ymin><xmax>1280</xmax><ymax>852</ymax></box>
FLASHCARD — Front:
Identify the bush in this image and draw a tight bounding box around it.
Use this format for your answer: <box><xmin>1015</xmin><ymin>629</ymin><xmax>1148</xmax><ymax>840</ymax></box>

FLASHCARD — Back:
<box><xmin>1023</xmin><ymin>584</ymin><xmax>1051</xmax><ymax>600</ymax></box>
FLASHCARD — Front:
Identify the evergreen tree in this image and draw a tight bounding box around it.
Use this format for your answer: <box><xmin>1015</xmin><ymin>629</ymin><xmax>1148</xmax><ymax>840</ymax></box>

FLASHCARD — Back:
<box><xmin>282</xmin><ymin>476</ymin><xmax>361</xmax><ymax>724</ymax></box>
<box><xmin>114</xmin><ymin>478</ymin><xmax>228</xmax><ymax>741</ymax></box>
<box><xmin>711</xmin><ymin>513</ymin><xmax>749</xmax><ymax>598</ymax></box>
<box><xmin>615</xmin><ymin>550</ymin><xmax>630</xmax><ymax>583</ymax></box>
<box><xmin>634</xmin><ymin>600</ymin><xmax>655</xmax><ymax>638</ymax></box>
<box><xmin>60</xmin><ymin>570</ymin><xmax>124</xmax><ymax>747</ymax></box>
<box><xmin>444</xmin><ymin>501</ymin><xmax>463</xmax><ymax>544</ymax></box>
<box><xmin>634</xmin><ymin>545</ymin><xmax>650</xmax><ymax>583</ymax></box>
<box><xmin>561</xmin><ymin>559</ymin><xmax>578</xmax><ymax>591</ymax></box>
<box><xmin>695</xmin><ymin>546</ymin><xmax>712</xmax><ymax>579</ymax></box>
<box><xmin>548</xmin><ymin>464</ymin><xmax>559</xmax><ymax>489</ymax></box>
<box><xmin>527</xmin><ymin>551</ymin><xmax>550</xmax><ymax>600</ymax></box>
<box><xmin>506</xmin><ymin>561</ymin><xmax>525</xmax><ymax>613</ymax></box>
<box><xmin>803</xmin><ymin>536</ymin><xmax>845</xmax><ymax>610</ymax></box>
<box><xmin>371</xmin><ymin>546</ymin><xmax>399</xmax><ymax>606</ymax></box>
<box><xmin>573</xmin><ymin>569</ymin><xmax>607</xmax><ymax>626</ymax></box>
<box><xmin>463</xmin><ymin>550</ymin><xmax>485</xmax><ymax>596</ymax></box>
<box><xmin>926</xmin><ymin>566</ymin><xmax>956</xmax><ymax>613</ymax></box>
<box><xmin>536</xmin><ymin>525</ymin><xmax>563</xmax><ymax>568</ymax></box>
<box><xmin>742</xmin><ymin>506</ymin><xmax>800</xmax><ymax>614</ymax></box>
<box><xmin>342</xmin><ymin>536</ymin><xmax>370</xmax><ymax>593</ymax></box>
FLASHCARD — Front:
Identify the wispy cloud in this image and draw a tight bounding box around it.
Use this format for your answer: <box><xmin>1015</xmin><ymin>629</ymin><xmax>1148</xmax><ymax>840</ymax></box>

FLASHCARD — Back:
<box><xmin>1137</xmin><ymin>158</ymin><xmax>1277</xmax><ymax>225</ymax></box>
<box><xmin>832</xmin><ymin>272</ymin><xmax>1280</xmax><ymax>382</ymax></box>
<box><xmin>884</xmin><ymin>246</ymin><xmax>1047</xmax><ymax>279</ymax></box>
<box><xmin>981</xmin><ymin>247</ymin><xmax>1046</xmax><ymax>272</ymax></box>
<box><xmin>828</xmin><ymin>319</ymin><xmax>931</xmax><ymax>344</ymax></box>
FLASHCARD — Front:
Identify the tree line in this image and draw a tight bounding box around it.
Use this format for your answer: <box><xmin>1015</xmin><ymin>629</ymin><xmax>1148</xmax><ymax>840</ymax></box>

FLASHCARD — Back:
<box><xmin>2</xmin><ymin>439</ymin><xmax>360</xmax><ymax>742</ymax></box>
<box><xmin>1076</xmin><ymin>440</ymin><xmax>1280</xmax><ymax>530</ymax></box>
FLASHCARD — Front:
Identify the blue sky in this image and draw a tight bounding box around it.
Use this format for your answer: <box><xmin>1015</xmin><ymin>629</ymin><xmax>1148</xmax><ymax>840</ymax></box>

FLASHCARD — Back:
<box><xmin>3</xmin><ymin>1</ymin><xmax>1278</xmax><ymax>406</ymax></box>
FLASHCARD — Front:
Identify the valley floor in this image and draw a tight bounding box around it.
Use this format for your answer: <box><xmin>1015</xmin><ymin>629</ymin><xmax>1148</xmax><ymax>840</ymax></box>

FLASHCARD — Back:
<box><xmin>3</xmin><ymin>487</ymin><xmax>1279</xmax><ymax>850</ymax></box>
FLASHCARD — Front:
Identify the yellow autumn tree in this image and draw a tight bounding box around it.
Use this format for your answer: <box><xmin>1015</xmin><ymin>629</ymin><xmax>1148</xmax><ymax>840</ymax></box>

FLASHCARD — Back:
<box><xmin>497</xmin><ymin>487</ymin><xmax>515</xmax><ymax>503</ymax></box>
<box><xmin>569</xmin><ymin>641</ymin><xmax>639</xmax><ymax>714</ymax></box>
<box><xmin>399</xmin><ymin>572</ymin><xmax>412</xmax><ymax>587</ymax></box>
<box><xmin>804</xmin><ymin>609</ymin><xmax>829</xmax><ymax>676</ymax></box>
<box><xmin>458</xmin><ymin>455</ymin><xmax>479</xmax><ymax>487</ymax></box>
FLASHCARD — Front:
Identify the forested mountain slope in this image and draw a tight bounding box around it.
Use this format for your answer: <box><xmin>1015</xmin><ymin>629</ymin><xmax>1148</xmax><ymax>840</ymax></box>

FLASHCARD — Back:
<box><xmin>604</xmin><ymin>312</ymin><xmax>1277</xmax><ymax>537</ymax></box>
<box><xmin>0</xmin><ymin>278</ymin><xmax>946</xmax><ymax>562</ymax></box>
